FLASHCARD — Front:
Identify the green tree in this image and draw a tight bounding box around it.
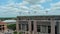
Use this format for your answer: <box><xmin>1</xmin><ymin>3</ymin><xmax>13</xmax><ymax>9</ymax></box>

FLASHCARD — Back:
<box><xmin>7</xmin><ymin>24</ymin><xmax>16</xmax><ymax>30</ymax></box>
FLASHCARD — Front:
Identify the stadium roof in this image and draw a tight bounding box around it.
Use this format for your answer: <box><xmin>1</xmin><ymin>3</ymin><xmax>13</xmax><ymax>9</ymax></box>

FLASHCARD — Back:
<box><xmin>18</xmin><ymin>11</ymin><xmax>60</xmax><ymax>16</ymax></box>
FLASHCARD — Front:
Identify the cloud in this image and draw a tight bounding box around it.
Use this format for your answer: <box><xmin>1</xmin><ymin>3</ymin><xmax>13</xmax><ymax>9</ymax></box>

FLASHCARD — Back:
<box><xmin>0</xmin><ymin>0</ymin><xmax>47</xmax><ymax>16</ymax></box>
<box><xmin>1</xmin><ymin>0</ymin><xmax>60</xmax><ymax>17</ymax></box>
<box><xmin>29</xmin><ymin>5</ymin><xmax>44</xmax><ymax>12</ymax></box>
<box><xmin>18</xmin><ymin>1</ymin><xmax>29</xmax><ymax>6</ymax></box>
<box><xmin>43</xmin><ymin>1</ymin><xmax>60</xmax><ymax>11</ymax></box>
<box><xmin>42</xmin><ymin>1</ymin><xmax>60</xmax><ymax>15</ymax></box>
<box><xmin>24</xmin><ymin>0</ymin><xmax>52</xmax><ymax>4</ymax></box>
<box><xmin>50</xmin><ymin>1</ymin><xmax>60</xmax><ymax>11</ymax></box>
<box><xmin>0</xmin><ymin>0</ymin><xmax>30</xmax><ymax>16</ymax></box>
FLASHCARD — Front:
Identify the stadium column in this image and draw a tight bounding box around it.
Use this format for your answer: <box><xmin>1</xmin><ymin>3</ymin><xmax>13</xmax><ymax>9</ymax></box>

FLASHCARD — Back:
<box><xmin>51</xmin><ymin>18</ymin><xmax>55</xmax><ymax>34</ymax></box>
<box><xmin>34</xmin><ymin>21</ymin><xmax>37</xmax><ymax>34</ymax></box>
<box><xmin>28</xmin><ymin>20</ymin><xmax>31</xmax><ymax>34</ymax></box>
<box><xmin>16</xmin><ymin>18</ymin><xmax>19</xmax><ymax>34</ymax></box>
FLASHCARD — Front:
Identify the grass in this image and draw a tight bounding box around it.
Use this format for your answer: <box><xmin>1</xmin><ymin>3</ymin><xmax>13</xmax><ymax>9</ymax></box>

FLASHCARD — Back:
<box><xmin>13</xmin><ymin>31</ymin><xmax>22</xmax><ymax>34</ymax></box>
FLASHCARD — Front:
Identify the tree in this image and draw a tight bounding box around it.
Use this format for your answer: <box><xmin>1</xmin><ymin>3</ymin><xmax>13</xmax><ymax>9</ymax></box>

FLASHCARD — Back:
<box><xmin>7</xmin><ymin>24</ymin><xmax>16</xmax><ymax>30</ymax></box>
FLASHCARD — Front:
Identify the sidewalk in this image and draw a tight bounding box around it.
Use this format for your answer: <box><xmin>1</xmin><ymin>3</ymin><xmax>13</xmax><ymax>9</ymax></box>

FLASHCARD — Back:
<box><xmin>0</xmin><ymin>30</ymin><xmax>14</xmax><ymax>34</ymax></box>
<box><xmin>0</xmin><ymin>32</ymin><xmax>4</xmax><ymax>34</ymax></box>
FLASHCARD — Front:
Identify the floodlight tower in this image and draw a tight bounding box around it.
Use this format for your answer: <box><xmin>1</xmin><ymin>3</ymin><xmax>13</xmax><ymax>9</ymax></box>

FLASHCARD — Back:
<box><xmin>46</xmin><ymin>11</ymin><xmax>48</xmax><ymax>14</ymax></box>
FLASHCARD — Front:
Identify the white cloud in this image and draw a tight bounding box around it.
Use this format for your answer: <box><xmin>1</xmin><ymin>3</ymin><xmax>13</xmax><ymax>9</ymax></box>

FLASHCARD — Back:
<box><xmin>1</xmin><ymin>0</ymin><xmax>44</xmax><ymax>12</ymax></box>
<box><xmin>30</xmin><ymin>5</ymin><xmax>44</xmax><ymax>12</ymax></box>
<box><xmin>24</xmin><ymin>0</ymin><xmax>52</xmax><ymax>4</ymax></box>
<box><xmin>0</xmin><ymin>1</ymin><xmax>30</xmax><ymax>16</ymax></box>
<box><xmin>51</xmin><ymin>2</ymin><xmax>60</xmax><ymax>7</ymax></box>
<box><xmin>42</xmin><ymin>1</ymin><xmax>60</xmax><ymax>15</ymax></box>
<box><xmin>50</xmin><ymin>2</ymin><xmax>60</xmax><ymax>11</ymax></box>
<box><xmin>0</xmin><ymin>0</ymin><xmax>50</xmax><ymax>16</ymax></box>
<box><xmin>43</xmin><ymin>1</ymin><xmax>60</xmax><ymax>12</ymax></box>
<box><xmin>18</xmin><ymin>1</ymin><xmax>29</xmax><ymax>6</ymax></box>
<box><xmin>0</xmin><ymin>0</ymin><xmax>60</xmax><ymax>17</ymax></box>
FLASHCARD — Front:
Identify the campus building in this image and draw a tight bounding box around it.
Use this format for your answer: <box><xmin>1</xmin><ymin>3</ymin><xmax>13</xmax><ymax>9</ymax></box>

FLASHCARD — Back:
<box><xmin>16</xmin><ymin>12</ymin><xmax>60</xmax><ymax>34</ymax></box>
<box><xmin>0</xmin><ymin>21</ymin><xmax>7</xmax><ymax>32</ymax></box>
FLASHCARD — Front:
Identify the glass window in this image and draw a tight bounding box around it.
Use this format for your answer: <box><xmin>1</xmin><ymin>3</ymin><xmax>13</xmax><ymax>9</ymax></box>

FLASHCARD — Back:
<box><xmin>37</xmin><ymin>25</ymin><xmax>40</xmax><ymax>32</ymax></box>
<box><xmin>0</xmin><ymin>28</ymin><xmax>1</xmax><ymax>30</ymax></box>
<box><xmin>22</xmin><ymin>24</ymin><xmax>25</xmax><ymax>31</ymax></box>
<box><xmin>19</xmin><ymin>24</ymin><xmax>21</xmax><ymax>30</ymax></box>
<box><xmin>0</xmin><ymin>25</ymin><xmax>1</xmax><ymax>27</ymax></box>
<box><xmin>48</xmin><ymin>26</ymin><xmax>51</xmax><ymax>33</ymax></box>
<box><xmin>31</xmin><ymin>21</ymin><xmax>33</xmax><ymax>31</ymax></box>
<box><xmin>26</xmin><ymin>24</ymin><xmax>28</xmax><ymax>31</ymax></box>
<box><xmin>42</xmin><ymin>25</ymin><xmax>46</xmax><ymax>33</ymax></box>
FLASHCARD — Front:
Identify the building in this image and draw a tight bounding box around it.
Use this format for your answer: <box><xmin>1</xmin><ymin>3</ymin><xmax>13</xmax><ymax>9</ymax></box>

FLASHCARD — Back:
<box><xmin>3</xmin><ymin>20</ymin><xmax>16</xmax><ymax>24</ymax></box>
<box><xmin>16</xmin><ymin>11</ymin><xmax>60</xmax><ymax>34</ymax></box>
<box><xmin>0</xmin><ymin>21</ymin><xmax>7</xmax><ymax>32</ymax></box>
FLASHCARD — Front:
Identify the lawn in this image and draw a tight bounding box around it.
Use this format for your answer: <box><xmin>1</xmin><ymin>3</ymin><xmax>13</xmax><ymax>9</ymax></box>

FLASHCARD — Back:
<box><xmin>13</xmin><ymin>31</ymin><xmax>22</xmax><ymax>34</ymax></box>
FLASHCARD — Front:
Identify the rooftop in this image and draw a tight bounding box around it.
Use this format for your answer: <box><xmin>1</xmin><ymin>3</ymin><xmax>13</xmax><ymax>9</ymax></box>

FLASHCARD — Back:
<box><xmin>18</xmin><ymin>11</ymin><xmax>60</xmax><ymax>16</ymax></box>
<box><xmin>0</xmin><ymin>21</ymin><xmax>6</xmax><ymax>25</ymax></box>
<box><xmin>3</xmin><ymin>20</ymin><xmax>16</xmax><ymax>23</ymax></box>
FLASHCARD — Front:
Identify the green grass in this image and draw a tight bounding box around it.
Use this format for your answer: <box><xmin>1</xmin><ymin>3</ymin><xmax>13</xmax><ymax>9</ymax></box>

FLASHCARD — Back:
<box><xmin>13</xmin><ymin>31</ymin><xmax>22</xmax><ymax>34</ymax></box>
<box><xmin>13</xmin><ymin>31</ymin><xmax>17</xmax><ymax>34</ymax></box>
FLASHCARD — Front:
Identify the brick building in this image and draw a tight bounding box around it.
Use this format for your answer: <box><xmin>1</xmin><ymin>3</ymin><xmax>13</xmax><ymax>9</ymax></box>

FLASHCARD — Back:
<box><xmin>0</xmin><ymin>21</ymin><xmax>7</xmax><ymax>32</ymax></box>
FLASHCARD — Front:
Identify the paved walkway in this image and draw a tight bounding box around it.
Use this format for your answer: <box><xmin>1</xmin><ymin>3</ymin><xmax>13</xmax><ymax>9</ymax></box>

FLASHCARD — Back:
<box><xmin>0</xmin><ymin>32</ymin><xmax>4</xmax><ymax>34</ymax></box>
<box><xmin>0</xmin><ymin>30</ymin><xmax>14</xmax><ymax>34</ymax></box>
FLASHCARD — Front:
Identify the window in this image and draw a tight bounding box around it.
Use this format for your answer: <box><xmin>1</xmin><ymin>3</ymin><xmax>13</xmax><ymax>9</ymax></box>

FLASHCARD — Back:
<box><xmin>22</xmin><ymin>24</ymin><xmax>26</xmax><ymax>31</ymax></box>
<box><xmin>42</xmin><ymin>26</ymin><xmax>46</xmax><ymax>33</ymax></box>
<box><xmin>31</xmin><ymin>21</ymin><xmax>33</xmax><ymax>31</ymax></box>
<box><xmin>3</xmin><ymin>27</ymin><xmax>4</xmax><ymax>30</ymax></box>
<box><xmin>48</xmin><ymin>26</ymin><xmax>51</xmax><ymax>33</ymax></box>
<box><xmin>37</xmin><ymin>25</ymin><xmax>48</xmax><ymax>33</ymax></box>
<box><xmin>26</xmin><ymin>24</ymin><xmax>28</xmax><ymax>31</ymax></box>
<box><xmin>37</xmin><ymin>25</ymin><xmax>40</xmax><ymax>32</ymax></box>
<box><xmin>19</xmin><ymin>24</ymin><xmax>21</xmax><ymax>30</ymax></box>
<box><xmin>0</xmin><ymin>25</ymin><xmax>1</xmax><ymax>27</ymax></box>
<box><xmin>0</xmin><ymin>28</ymin><xmax>1</xmax><ymax>30</ymax></box>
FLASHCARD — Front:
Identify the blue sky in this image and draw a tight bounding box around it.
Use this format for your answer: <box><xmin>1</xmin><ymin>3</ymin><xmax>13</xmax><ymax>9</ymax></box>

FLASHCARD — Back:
<box><xmin>0</xmin><ymin>0</ymin><xmax>60</xmax><ymax>17</ymax></box>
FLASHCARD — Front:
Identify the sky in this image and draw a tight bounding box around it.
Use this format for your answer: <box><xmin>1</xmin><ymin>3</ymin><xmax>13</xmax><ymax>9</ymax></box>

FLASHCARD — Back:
<box><xmin>0</xmin><ymin>0</ymin><xmax>60</xmax><ymax>17</ymax></box>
